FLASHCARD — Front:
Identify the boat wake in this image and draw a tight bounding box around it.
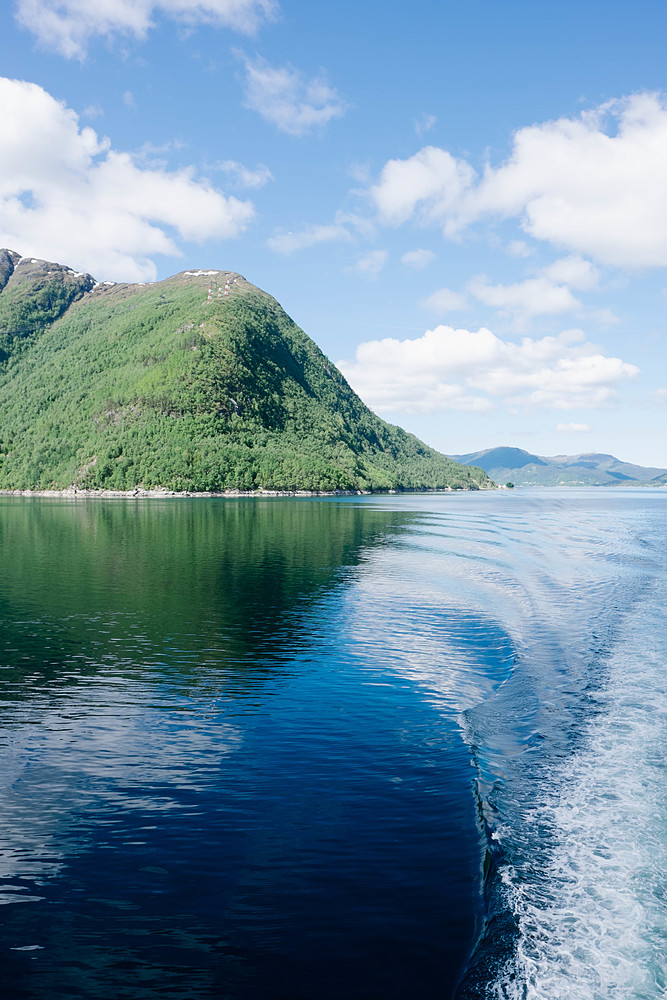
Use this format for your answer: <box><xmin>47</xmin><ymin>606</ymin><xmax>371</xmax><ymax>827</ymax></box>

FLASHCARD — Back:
<box><xmin>455</xmin><ymin>499</ymin><xmax>667</xmax><ymax>1000</ymax></box>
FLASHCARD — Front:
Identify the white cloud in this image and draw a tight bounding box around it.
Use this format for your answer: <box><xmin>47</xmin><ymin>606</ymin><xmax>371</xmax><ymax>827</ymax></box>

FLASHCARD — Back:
<box><xmin>338</xmin><ymin>325</ymin><xmax>638</xmax><ymax>414</ymax></box>
<box><xmin>506</xmin><ymin>239</ymin><xmax>534</xmax><ymax>258</ymax></box>
<box><xmin>541</xmin><ymin>255</ymin><xmax>599</xmax><ymax>290</ymax></box>
<box><xmin>266</xmin><ymin>222</ymin><xmax>351</xmax><ymax>254</ymax></box>
<box><xmin>465</xmin><ymin>257</ymin><xmax>600</xmax><ymax>325</ymax></box>
<box><xmin>401</xmin><ymin>248</ymin><xmax>435</xmax><ymax>269</ymax></box>
<box><xmin>347</xmin><ymin>250</ymin><xmax>388</xmax><ymax>279</ymax></box>
<box><xmin>122</xmin><ymin>90</ymin><xmax>136</xmax><ymax>109</ymax></box>
<box><xmin>468</xmin><ymin>274</ymin><xmax>582</xmax><ymax>319</ymax></box>
<box><xmin>335</xmin><ymin>210</ymin><xmax>377</xmax><ymax>241</ymax></box>
<box><xmin>369</xmin><ymin>94</ymin><xmax>667</xmax><ymax>268</ymax></box>
<box><xmin>594</xmin><ymin>307</ymin><xmax>620</xmax><ymax>327</ymax></box>
<box><xmin>82</xmin><ymin>103</ymin><xmax>104</xmax><ymax>119</ymax></box>
<box><xmin>266</xmin><ymin>210</ymin><xmax>373</xmax><ymax>254</ymax></box>
<box><xmin>15</xmin><ymin>0</ymin><xmax>277</xmax><ymax>59</ymax></box>
<box><xmin>347</xmin><ymin>161</ymin><xmax>372</xmax><ymax>184</ymax></box>
<box><xmin>0</xmin><ymin>77</ymin><xmax>254</xmax><ymax>282</ymax></box>
<box><xmin>419</xmin><ymin>287</ymin><xmax>467</xmax><ymax>314</ymax></box>
<box><xmin>556</xmin><ymin>423</ymin><xmax>592</xmax><ymax>433</ymax></box>
<box><xmin>370</xmin><ymin>145</ymin><xmax>475</xmax><ymax>226</ymax></box>
<box><xmin>415</xmin><ymin>113</ymin><xmax>437</xmax><ymax>137</ymax></box>
<box><xmin>216</xmin><ymin>159</ymin><xmax>273</xmax><ymax>189</ymax></box>
<box><xmin>134</xmin><ymin>138</ymin><xmax>187</xmax><ymax>167</ymax></box>
<box><xmin>238</xmin><ymin>52</ymin><xmax>346</xmax><ymax>136</ymax></box>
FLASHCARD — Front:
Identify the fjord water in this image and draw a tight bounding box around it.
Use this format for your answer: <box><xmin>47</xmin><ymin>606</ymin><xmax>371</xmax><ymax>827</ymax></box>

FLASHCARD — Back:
<box><xmin>0</xmin><ymin>492</ymin><xmax>665</xmax><ymax>999</ymax></box>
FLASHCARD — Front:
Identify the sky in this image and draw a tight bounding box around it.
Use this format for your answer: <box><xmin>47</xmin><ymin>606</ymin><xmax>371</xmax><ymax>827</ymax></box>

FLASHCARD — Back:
<box><xmin>1</xmin><ymin>0</ymin><xmax>667</xmax><ymax>466</ymax></box>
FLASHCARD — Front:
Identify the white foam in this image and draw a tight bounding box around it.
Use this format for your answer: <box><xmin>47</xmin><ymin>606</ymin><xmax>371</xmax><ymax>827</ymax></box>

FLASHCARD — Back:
<box><xmin>495</xmin><ymin>592</ymin><xmax>667</xmax><ymax>999</ymax></box>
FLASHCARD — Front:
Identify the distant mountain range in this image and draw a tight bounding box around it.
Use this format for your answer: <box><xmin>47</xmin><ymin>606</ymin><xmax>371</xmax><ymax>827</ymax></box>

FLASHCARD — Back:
<box><xmin>450</xmin><ymin>446</ymin><xmax>667</xmax><ymax>487</ymax></box>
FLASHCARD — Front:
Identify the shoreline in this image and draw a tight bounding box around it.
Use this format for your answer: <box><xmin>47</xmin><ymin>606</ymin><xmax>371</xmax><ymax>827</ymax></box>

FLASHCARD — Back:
<box><xmin>0</xmin><ymin>487</ymin><xmax>365</xmax><ymax>499</ymax></box>
<box><xmin>0</xmin><ymin>484</ymin><xmax>481</xmax><ymax>499</ymax></box>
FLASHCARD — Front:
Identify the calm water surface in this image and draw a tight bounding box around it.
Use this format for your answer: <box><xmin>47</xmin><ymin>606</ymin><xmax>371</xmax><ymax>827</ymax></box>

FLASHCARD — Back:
<box><xmin>0</xmin><ymin>491</ymin><xmax>665</xmax><ymax>999</ymax></box>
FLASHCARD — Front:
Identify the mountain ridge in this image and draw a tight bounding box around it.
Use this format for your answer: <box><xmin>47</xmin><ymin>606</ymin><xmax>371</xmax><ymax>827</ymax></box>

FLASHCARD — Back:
<box><xmin>0</xmin><ymin>251</ymin><xmax>492</xmax><ymax>494</ymax></box>
<box><xmin>451</xmin><ymin>446</ymin><xmax>667</xmax><ymax>486</ymax></box>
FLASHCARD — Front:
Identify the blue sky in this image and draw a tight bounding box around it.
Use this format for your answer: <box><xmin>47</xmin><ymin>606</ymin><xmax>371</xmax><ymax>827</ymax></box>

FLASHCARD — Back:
<box><xmin>2</xmin><ymin>0</ymin><xmax>667</xmax><ymax>466</ymax></box>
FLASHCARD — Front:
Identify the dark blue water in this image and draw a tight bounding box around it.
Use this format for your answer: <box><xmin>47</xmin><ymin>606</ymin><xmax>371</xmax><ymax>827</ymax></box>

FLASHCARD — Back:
<box><xmin>0</xmin><ymin>491</ymin><xmax>665</xmax><ymax>999</ymax></box>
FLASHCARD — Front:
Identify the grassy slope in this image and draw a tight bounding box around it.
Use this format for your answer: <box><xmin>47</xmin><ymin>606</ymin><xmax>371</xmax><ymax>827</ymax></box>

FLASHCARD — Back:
<box><xmin>0</xmin><ymin>265</ymin><xmax>492</xmax><ymax>492</ymax></box>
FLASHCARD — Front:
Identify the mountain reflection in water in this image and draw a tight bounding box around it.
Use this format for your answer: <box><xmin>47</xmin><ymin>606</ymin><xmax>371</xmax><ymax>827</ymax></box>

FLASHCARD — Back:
<box><xmin>0</xmin><ymin>496</ymin><xmax>489</xmax><ymax>1000</ymax></box>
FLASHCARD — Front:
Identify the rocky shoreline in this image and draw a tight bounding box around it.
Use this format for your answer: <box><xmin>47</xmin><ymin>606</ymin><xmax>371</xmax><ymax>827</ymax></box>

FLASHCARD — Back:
<box><xmin>0</xmin><ymin>487</ymin><xmax>364</xmax><ymax>499</ymax></box>
<box><xmin>0</xmin><ymin>485</ymin><xmax>472</xmax><ymax>499</ymax></box>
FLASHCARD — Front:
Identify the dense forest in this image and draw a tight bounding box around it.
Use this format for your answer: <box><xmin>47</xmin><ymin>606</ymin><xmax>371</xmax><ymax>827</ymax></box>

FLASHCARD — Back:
<box><xmin>0</xmin><ymin>252</ymin><xmax>492</xmax><ymax>493</ymax></box>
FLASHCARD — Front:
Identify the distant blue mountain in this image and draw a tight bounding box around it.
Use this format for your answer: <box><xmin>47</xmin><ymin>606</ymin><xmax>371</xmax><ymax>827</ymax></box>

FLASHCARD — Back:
<box><xmin>449</xmin><ymin>447</ymin><xmax>667</xmax><ymax>486</ymax></box>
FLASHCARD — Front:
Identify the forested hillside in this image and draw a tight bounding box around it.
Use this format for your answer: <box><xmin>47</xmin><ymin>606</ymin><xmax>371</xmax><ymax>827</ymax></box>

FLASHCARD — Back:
<box><xmin>0</xmin><ymin>253</ymin><xmax>492</xmax><ymax>493</ymax></box>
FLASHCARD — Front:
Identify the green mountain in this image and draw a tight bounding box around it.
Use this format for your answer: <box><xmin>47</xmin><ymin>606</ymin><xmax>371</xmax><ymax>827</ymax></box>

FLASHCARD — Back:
<box><xmin>0</xmin><ymin>252</ymin><xmax>492</xmax><ymax>494</ymax></box>
<box><xmin>451</xmin><ymin>446</ymin><xmax>667</xmax><ymax>487</ymax></box>
<box><xmin>0</xmin><ymin>250</ymin><xmax>95</xmax><ymax>364</ymax></box>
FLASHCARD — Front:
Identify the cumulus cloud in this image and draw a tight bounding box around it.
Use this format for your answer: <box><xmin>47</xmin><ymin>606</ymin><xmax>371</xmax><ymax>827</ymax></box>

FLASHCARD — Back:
<box><xmin>468</xmin><ymin>274</ymin><xmax>582</xmax><ymax>319</ymax></box>
<box><xmin>238</xmin><ymin>52</ymin><xmax>346</xmax><ymax>136</ymax></box>
<box><xmin>541</xmin><ymin>255</ymin><xmax>599</xmax><ymax>290</ymax></box>
<box><xmin>419</xmin><ymin>287</ymin><xmax>467</xmax><ymax>314</ymax></box>
<box><xmin>15</xmin><ymin>0</ymin><xmax>277</xmax><ymax>59</ymax></box>
<box><xmin>216</xmin><ymin>159</ymin><xmax>273</xmax><ymax>189</ymax></box>
<box><xmin>0</xmin><ymin>77</ymin><xmax>254</xmax><ymax>282</ymax></box>
<box><xmin>401</xmin><ymin>248</ymin><xmax>435</xmax><ymax>269</ymax></box>
<box><xmin>464</xmin><ymin>256</ymin><xmax>600</xmax><ymax>324</ymax></box>
<box><xmin>338</xmin><ymin>325</ymin><xmax>638</xmax><ymax>414</ymax></box>
<box><xmin>557</xmin><ymin>423</ymin><xmax>592</xmax><ymax>432</ymax></box>
<box><xmin>370</xmin><ymin>146</ymin><xmax>475</xmax><ymax>226</ymax></box>
<box><xmin>369</xmin><ymin>94</ymin><xmax>667</xmax><ymax>268</ymax></box>
<box><xmin>347</xmin><ymin>250</ymin><xmax>388</xmax><ymax>278</ymax></box>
